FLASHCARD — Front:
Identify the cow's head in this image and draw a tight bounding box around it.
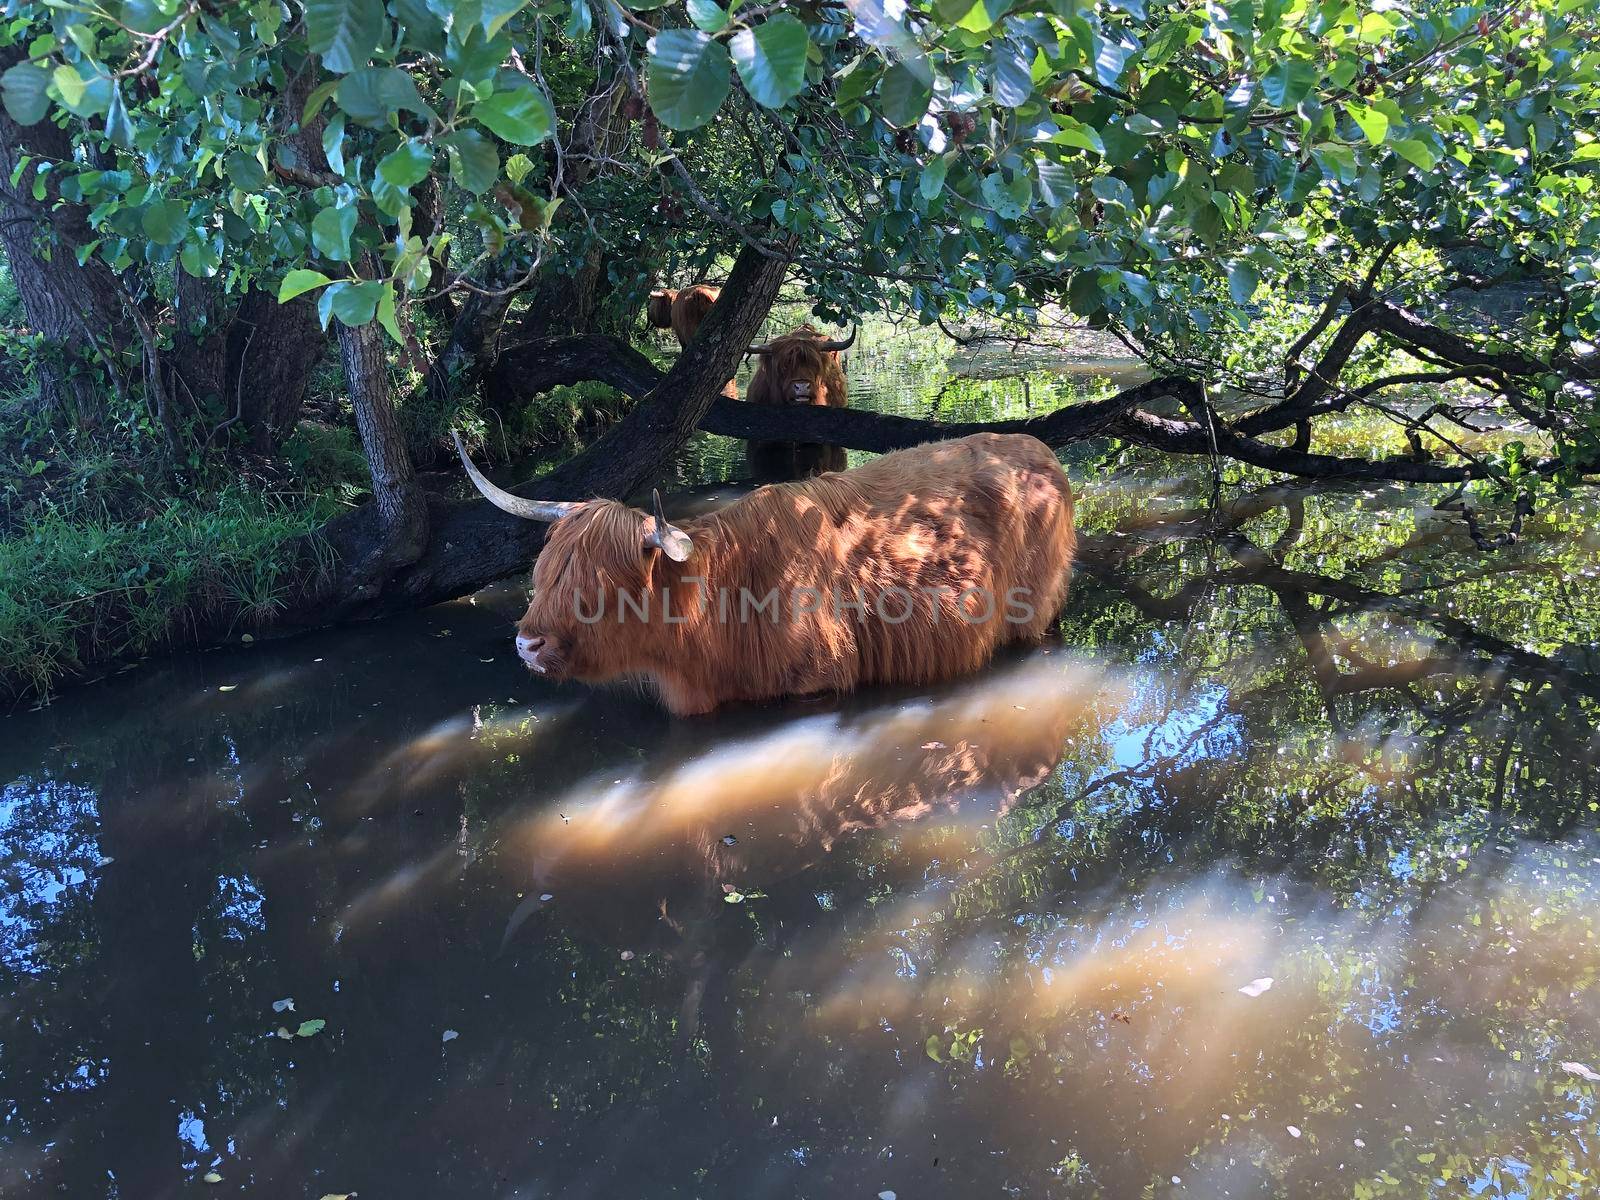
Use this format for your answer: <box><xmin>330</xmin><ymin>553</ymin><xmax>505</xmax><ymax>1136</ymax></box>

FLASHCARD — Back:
<box><xmin>746</xmin><ymin>325</ymin><xmax>856</xmax><ymax>407</ymax></box>
<box><xmin>646</xmin><ymin>288</ymin><xmax>677</xmax><ymax>329</ymax></box>
<box><xmin>453</xmin><ymin>433</ymin><xmax>692</xmax><ymax>682</ymax></box>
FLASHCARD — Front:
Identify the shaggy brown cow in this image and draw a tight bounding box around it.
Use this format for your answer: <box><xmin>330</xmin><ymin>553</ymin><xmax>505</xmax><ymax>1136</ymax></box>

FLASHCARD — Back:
<box><xmin>647</xmin><ymin>282</ymin><xmax>736</xmax><ymax>399</ymax></box>
<box><xmin>454</xmin><ymin>430</ymin><xmax>1076</xmax><ymax>716</ymax></box>
<box><xmin>646</xmin><ymin>283</ymin><xmax>720</xmax><ymax>346</ymax></box>
<box><xmin>745</xmin><ymin>324</ymin><xmax>855</xmax><ymax>480</ymax></box>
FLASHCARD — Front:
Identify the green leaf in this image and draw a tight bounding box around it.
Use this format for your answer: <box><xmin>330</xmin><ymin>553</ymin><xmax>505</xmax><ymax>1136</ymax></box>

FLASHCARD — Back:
<box><xmin>141</xmin><ymin>198</ymin><xmax>187</xmax><ymax>245</ymax></box>
<box><xmin>729</xmin><ymin>14</ymin><xmax>809</xmax><ymax>109</ymax></box>
<box><xmin>180</xmin><ymin>239</ymin><xmax>220</xmax><ymax>279</ymax></box>
<box><xmin>505</xmin><ymin>152</ymin><xmax>534</xmax><ymax>184</ymax></box>
<box><xmin>879</xmin><ymin>62</ymin><xmax>932</xmax><ymax>127</ymax></box>
<box><xmin>991</xmin><ymin>40</ymin><xmax>1032</xmax><ymax>108</ymax></box>
<box><xmin>1227</xmin><ymin>260</ymin><xmax>1260</xmax><ymax>305</ymax></box>
<box><xmin>306</xmin><ymin>0</ymin><xmax>384</xmax><ymax>74</ymax></box>
<box><xmin>104</xmin><ymin>84</ymin><xmax>135</xmax><ymax>149</ymax></box>
<box><xmin>377</xmin><ymin>139</ymin><xmax>434</xmax><ymax>188</ymax></box>
<box><xmin>441</xmin><ymin>129</ymin><xmax>499</xmax><ymax>193</ymax></box>
<box><xmin>2</xmin><ymin>62</ymin><xmax>51</xmax><ymax>125</ymax></box>
<box><xmin>376</xmin><ymin>282</ymin><xmax>404</xmax><ymax>344</ymax></box>
<box><xmin>474</xmin><ymin>75</ymin><xmax>556</xmax><ymax>145</ymax></box>
<box><xmin>1262</xmin><ymin>58</ymin><xmax>1317</xmax><ymax>108</ymax></box>
<box><xmin>279</xmin><ymin>269</ymin><xmax>335</xmax><ymax>302</ymax></box>
<box><xmin>1346</xmin><ymin>102</ymin><xmax>1389</xmax><ymax>145</ymax></box>
<box><xmin>1053</xmin><ymin>119</ymin><xmax>1105</xmax><ymax>156</ymax></box>
<box><xmin>563</xmin><ymin>0</ymin><xmax>592</xmax><ymax>38</ymax></box>
<box><xmin>323</xmin><ymin>112</ymin><xmax>347</xmax><ymax>175</ymax></box>
<box><xmin>336</xmin><ymin>68</ymin><xmax>430</xmax><ymax>127</ymax></box>
<box><xmin>647</xmin><ymin>29</ymin><xmax>731</xmax><ymax>131</ymax></box>
<box><xmin>920</xmin><ymin>153</ymin><xmax>950</xmax><ymax>200</ymax></box>
<box><xmin>981</xmin><ymin>169</ymin><xmax>1031</xmax><ymax>219</ymax></box>
<box><xmin>319</xmin><ymin>280</ymin><xmax>383</xmax><ymax>328</ymax></box>
<box><xmin>687</xmin><ymin>0</ymin><xmax>728</xmax><ymax>33</ymax></box>
<box><xmin>1391</xmin><ymin>137</ymin><xmax>1440</xmax><ymax>170</ymax></box>
<box><xmin>51</xmin><ymin>65</ymin><xmax>87</xmax><ymax>114</ymax></box>
<box><xmin>225</xmin><ymin>150</ymin><xmax>268</xmax><ymax>192</ymax></box>
<box><xmin>312</xmin><ymin>204</ymin><xmax>358</xmax><ymax>261</ymax></box>
<box><xmin>295</xmin><ymin>1018</ymin><xmax>328</xmax><ymax>1037</ymax></box>
<box><xmin>301</xmin><ymin>77</ymin><xmax>341</xmax><ymax>125</ymax></box>
<box><xmin>480</xmin><ymin>0</ymin><xmax>529</xmax><ymax>38</ymax></box>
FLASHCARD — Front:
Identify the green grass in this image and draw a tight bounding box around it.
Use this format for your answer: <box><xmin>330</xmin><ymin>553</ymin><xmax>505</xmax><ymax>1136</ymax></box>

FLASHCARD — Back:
<box><xmin>0</xmin><ymin>486</ymin><xmax>334</xmax><ymax>702</ymax></box>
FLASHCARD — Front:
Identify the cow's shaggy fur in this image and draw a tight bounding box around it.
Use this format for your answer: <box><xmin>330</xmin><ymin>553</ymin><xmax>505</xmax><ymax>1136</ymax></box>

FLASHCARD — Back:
<box><xmin>647</xmin><ymin>283</ymin><xmax>720</xmax><ymax>346</ymax></box>
<box><xmin>745</xmin><ymin>325</ymin><xmax>851</xmax><ymax>480</ymax></box>
<box><xmin>515</xmin><ymin>433</ymin><xmax>1076</xmax><ymax>715</ymax></box>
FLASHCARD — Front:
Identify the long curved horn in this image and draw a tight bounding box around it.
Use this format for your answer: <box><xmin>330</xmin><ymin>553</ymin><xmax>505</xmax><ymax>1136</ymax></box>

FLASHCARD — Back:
<box><xmin>746</xmin><ymin>339</ymin><xmax>772</xmax><ymax>355</ymax></box>
<box><xmin>453</xmin><ymin>431</ymin><xmax>580</xmax><ymax>523</ymax></box>
<box><xmin>645</xmin><ymin>488</ymin><xmax>694</xmax><ymax>562</ymax></box>
<box><xmin>817</xmin><ymin>326</ymin><xmax>858</xmax><ymax>353</ymax></box>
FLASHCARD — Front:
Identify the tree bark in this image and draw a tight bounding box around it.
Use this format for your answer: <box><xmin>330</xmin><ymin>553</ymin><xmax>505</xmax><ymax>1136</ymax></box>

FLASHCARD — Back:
<box><xmin>0</xmin><ymin>47</ymin><xmax>131</xmax><ymax>420</ymax></box>
<box><xmin>228</xmin><ymin>288</ymin><xmax>325</xmax><ymax>449</ymax></box>
<box><xmin>335</xmin><ymin>307</ymin><xmax>429</xmax><ymax>584</ymax></box>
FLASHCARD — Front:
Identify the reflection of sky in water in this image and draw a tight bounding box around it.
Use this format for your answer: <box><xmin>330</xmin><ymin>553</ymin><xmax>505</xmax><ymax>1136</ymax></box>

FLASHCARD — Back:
<box><xmin>0</xmin><ymin>777</ymin><xmax>102</xmax><ymax>974</ymax></box>
<box><xmin>203</xmin><ymin>873</ymin><xmax>266</xmax><ymax>941</ymax></box>
<box><xmin>1107</xmin><ymin>681</ymin><xmax>1238</xmax><ymax>770</ymax></box>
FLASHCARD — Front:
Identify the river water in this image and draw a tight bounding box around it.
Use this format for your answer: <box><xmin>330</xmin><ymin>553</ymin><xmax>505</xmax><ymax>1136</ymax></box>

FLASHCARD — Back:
<box><xmin>4</xmin><ymin>334</ymin><xmax>1600</xmax><ymax>1198</ymax></box>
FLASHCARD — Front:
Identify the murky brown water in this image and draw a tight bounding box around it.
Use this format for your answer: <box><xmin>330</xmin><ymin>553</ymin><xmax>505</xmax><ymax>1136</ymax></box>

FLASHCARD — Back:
<box><xmin>5</xmin><ymin>342</ymin><xmax>1600</xmax><ymax>1198</ymax></box>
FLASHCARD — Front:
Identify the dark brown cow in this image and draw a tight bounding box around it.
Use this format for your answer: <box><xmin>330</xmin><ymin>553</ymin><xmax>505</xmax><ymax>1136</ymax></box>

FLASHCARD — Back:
<box><xmin>646</xmin><ymin>283</ymin><xmax>720</xmax><ymax>347</ymax></box>
<box><xmin>744</xmin><ymin>324</ymin><xmax>855</xmax><ymax>480</ymax></box>
<box><xmin>647</xmin><ymin>282</ymin><xmax>736</xmax><ymax>399</ymax></box>
<box><xmin>454</xmin><ymin>430</ymin><xmax>1077</xmax><ymax>716</ymax></box>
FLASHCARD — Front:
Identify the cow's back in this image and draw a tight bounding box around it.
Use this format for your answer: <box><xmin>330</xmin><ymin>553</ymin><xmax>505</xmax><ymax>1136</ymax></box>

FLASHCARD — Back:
<box><xmin>701</xmin><ymin>434</ymin><xmax>1075</xmax><ymax>698</ymax></box>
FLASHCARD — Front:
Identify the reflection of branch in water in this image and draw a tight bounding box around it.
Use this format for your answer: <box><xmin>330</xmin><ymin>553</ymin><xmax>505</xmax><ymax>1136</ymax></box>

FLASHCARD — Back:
<box><xmin>1081</xmin><ymin>522</ymin><xmax>1600</xmax><ymax>704</ymax></box>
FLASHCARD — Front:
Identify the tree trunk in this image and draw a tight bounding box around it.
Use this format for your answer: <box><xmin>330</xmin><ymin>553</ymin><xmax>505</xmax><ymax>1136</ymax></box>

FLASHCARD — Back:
<box><xmin>0</xmin><ymin>48</ymin><xmax>131</xmax><ymax>421</ymax></box>
<box><xmin>336</xmin><ymin>305</ymin><xmax>428</xmax><ymax>580</ymax></box>
<box><xmin>229</xmin><ymin>288</ymin><xmax>326</xmax><ymax>449</ymax></box>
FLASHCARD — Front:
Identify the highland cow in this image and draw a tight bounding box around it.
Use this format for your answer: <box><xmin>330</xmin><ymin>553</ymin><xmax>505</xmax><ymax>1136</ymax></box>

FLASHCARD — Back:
<box><xmin>744</xmin><ymin>324</ymin><xmax>855</xmax><ymax>480</ymax></box>
<box><xmin>646</xmin><ymin>283</ymin><xmax>720</xmax><ymax>347</ymax></box>
<box><xmin>454</xmin><ymin>431</ymin><xmax>1077</xmax><ymax>716</ymax></box>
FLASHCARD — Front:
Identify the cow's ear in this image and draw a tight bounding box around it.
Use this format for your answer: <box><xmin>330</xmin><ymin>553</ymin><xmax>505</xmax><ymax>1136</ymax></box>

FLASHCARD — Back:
<box><xmin>643</xmin><ymin>489</ymin><xmax>693</xmax><ymax>561</ymax></box>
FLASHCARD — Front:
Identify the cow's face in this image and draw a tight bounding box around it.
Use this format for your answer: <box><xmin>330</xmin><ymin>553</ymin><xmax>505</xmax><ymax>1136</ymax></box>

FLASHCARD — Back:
<box><xmin>749</xmin><ymin>332</ymin><xmax>847</xmax><ymax>409</ymax></box>
<box><xmin>646</xmin><ymin>289</ymin><xmax>676</xmax><ymax>329</ymax></box>
<box><xmin>515</xmin><ymin>501</ymin><xmax>658</xmax><ymax>682</ymax></box>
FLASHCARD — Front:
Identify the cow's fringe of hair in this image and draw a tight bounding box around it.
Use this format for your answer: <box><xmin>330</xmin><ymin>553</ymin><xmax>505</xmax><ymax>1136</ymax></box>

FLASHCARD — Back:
<box><xmin>746</xmin><ymin>325</ymin><xmax>849</xmax><ymax>409</ymax></box>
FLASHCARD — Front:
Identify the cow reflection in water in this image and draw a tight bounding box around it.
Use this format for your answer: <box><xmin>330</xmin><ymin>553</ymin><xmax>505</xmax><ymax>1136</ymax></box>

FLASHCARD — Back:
<box><xmin>500</xmin><ymin>656</ymin><xmax>1110</xmax><ymax>947</ymax></box>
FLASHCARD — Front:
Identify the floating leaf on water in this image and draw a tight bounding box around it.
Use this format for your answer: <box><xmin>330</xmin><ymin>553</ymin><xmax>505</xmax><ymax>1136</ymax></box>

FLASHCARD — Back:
<box><xmin>295</xmin><ymin>1019</ymin><xmax>326</xmax><ymax>1037</ymax></box>
<box><xmin>620</xmin><ymin>950</ymin><xmax>635</xmax><ymax>960</ymax></box>
<box><xmin>724</xmin><ymin>891</ymin><xmax>745</xmax><ymax>903</ymax></box>
<box><xmin>1287</xmin><ymin>1125</ymin><xmax>1302</xmax><ymax>1138</ymax></box>
<box><xmin>1561</xmin><ymin>1060</ymin><xmax>1600</xmax><ymax>1082</ymax></box>
<box><xmin>722</xmin><ymin>834</ymin><xmax>737</xmax><ymax>845</ymax></box>
<box><xmin>879</xmin><ymin>1192</ymin><xmax>897</xmax><ymax>1200</ymax></box>
<box><xmin>318</xmin><ymin>1194</ymin><xmax>356</xmax><ymax>1199</ymax></box>
<box><xmin>272</xmin><ymin>998</ymin><xmax>295</xmax><ymax>1013</ymax></box>
<box><xmin>218</xmin><ymin>685</ymin><xmax>237</xmax><ymax>692</ymax></box>
<box><xmin>442</xmin><ymin>1029</ymin><xmax>459</xmax><ymax>1043</ymax></box>
<box><xmin>540</xmin><ymin>893</ymin><xmax>554</xmax><ymax>902</ymax></box>
<box><xmin>274</xmin><ymin>1026</ymin><xmax>293</xmax><ymax>1039</ymax></box>
<box><xmin>1238</xmin><ymin>977</ymin><xmax>1275</xmax><ymax>997</ymax></box>
<box><xmin>203</xmin><ymin>1172</ymin><xmax>223</xmax><ymax>1184</ymax></box>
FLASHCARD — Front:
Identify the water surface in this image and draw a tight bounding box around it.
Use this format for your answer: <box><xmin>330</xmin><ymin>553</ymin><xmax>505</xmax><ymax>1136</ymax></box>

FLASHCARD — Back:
<box><xmin>5</xmin><ymin>341</ymin><xmax>1600</xmax><ymax>1198</ymax></box>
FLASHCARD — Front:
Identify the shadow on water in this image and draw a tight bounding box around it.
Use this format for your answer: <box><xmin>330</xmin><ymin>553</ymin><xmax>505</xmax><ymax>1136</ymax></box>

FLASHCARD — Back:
<box><xmin>5</xmin><ymin>344</ymin><xmax>1600</xmax><ymax>1197</ymax></box>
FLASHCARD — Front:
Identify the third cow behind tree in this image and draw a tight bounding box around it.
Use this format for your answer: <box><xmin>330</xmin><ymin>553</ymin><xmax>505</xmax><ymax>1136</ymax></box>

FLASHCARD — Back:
<box><xmin>744</xmin><ymin>325</ymin><xmax>855</xmax><ymax>482</ymax></box>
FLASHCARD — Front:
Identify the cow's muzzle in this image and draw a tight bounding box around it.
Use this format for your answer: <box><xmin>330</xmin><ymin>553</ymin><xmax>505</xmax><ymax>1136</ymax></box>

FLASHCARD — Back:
<box><xmin>516</xmin><ymin>634</ymin><xmax>548</xmax><ymax>673</ymax></box>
